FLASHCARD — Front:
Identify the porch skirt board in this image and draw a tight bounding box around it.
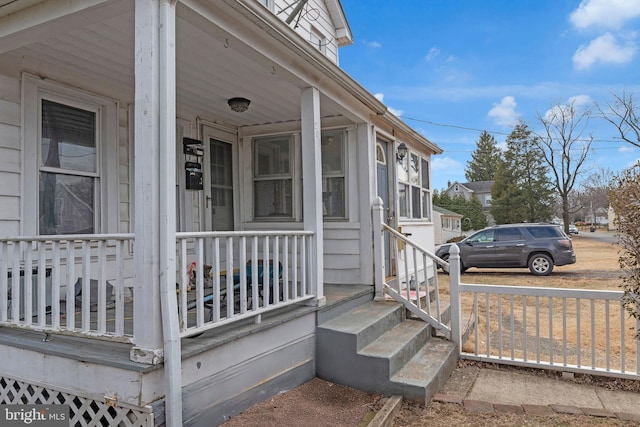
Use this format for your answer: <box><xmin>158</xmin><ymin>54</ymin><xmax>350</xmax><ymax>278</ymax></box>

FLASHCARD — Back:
<box><xmin>179</xmin><ymin>337</ymin><xmax>315</xmax><ymax>427</ymax></box>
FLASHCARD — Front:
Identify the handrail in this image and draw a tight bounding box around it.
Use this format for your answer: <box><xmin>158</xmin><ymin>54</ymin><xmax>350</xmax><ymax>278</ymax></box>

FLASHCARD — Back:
<box><xmin>380</xmin><ymin>223</ymin><xmax>451</xmax><ymax>339</ymax></box>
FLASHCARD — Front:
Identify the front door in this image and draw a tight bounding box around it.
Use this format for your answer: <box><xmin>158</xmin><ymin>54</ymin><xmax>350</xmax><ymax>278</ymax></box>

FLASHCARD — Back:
<box><xmin>203</xmin><ymin>127</ymin><xmax>235</xmax><ymax>231</ymax></box>
<box><xmin>376</xmin><ymin>140</ymin><xmax>392</xmax><ymax>274</ymax></box>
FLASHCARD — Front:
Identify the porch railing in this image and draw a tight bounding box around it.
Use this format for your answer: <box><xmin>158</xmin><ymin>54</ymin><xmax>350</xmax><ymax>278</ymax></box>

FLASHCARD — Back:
<box><xmin>0</xmin><ymin>234</ymin><xmax>135</xmax><ymax>341</ymax></box>
<box><xmin>380</xmin><ymin>223</ymin><xmax>451</xmax><ymax>339</ymax></box>
<box><xmin>175</xmin><ymin>230</ymin><xmax>315</xmax><ymax>338</ymax></box>
<box><xmin>448</xmin><ymin>244</ymin><xmax>640</xmax><ymax>380</ymax></box>
<box><xmin>0</xmin><ymin>230</ymin><xmax>315</xmax><ymax>342</ymax></box>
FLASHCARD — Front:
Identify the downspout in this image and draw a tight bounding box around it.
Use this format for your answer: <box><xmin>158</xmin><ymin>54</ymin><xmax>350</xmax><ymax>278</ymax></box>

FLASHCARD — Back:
<box><xmin>159</xmin><ymin>0</ymin><xmax>182</xmax><ymax>425</ymax></box>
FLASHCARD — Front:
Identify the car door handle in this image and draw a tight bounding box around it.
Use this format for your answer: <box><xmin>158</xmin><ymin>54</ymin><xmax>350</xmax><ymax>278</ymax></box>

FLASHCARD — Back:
<box><xmin>486</xmin><ymin>245</ymin><xmax>494</xmax><ymax>248</ymax></box>
<box><xmin>516</xmin><ymin>244</ymin><xmax>525</xmax><ymax>247</ymax></box>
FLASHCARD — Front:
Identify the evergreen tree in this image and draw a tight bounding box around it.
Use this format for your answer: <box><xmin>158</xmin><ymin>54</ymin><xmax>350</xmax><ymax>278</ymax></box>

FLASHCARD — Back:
<box><xmin>491</xmin><ymin>122</ymin><xmax>555</xmax><ymax>224</ymax></box>
<box><xmin>433</xmin><ymin>190</ymin><xmax>486</xmax><ymax>231</ymax></box>
<box><xmin>465</xmin><ymin>131</ymin><xmax>502</xmax><ymax>182</ymax></box>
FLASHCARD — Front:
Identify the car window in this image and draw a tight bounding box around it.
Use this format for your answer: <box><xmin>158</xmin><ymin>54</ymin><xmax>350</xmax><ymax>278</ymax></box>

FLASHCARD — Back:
<box><xmin>496</xmin><ymin>228</ymin><xmax>524</xmax><ymax>242</ymax></box>
<box><xmin>526</xmin><ymin>226</ymin><xmax>563</xmax><ymax>239</ymax></box>
<box><xmin>467</xmin><ymin>229</ymin><xmax>495</xmax><ymax>243</ymax></box>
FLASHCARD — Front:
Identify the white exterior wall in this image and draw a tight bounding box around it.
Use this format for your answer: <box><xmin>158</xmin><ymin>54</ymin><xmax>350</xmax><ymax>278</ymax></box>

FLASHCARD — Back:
<box><xmin>0</xmin><ymin>72</ymin><xmax>132</xmax><ymax>238</ymax></box>
<box><xmin>272</xmin><ymin>0</ymin><xmax>340</xmax><ymax>63</ymax></box>
<box><xmin>0</xmin><ymin>74</ymin><xmax>21</xmax><ymax>237</ymax></box>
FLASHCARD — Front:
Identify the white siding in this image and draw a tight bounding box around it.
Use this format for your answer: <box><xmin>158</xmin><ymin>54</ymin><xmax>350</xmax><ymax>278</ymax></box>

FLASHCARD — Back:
<box><xmin>323</xmin><ymin>226</ymin><xmax>363</xmax><ymax>284</ymax></box>
<box><xmin>273</xmin><ymin>0</ymin><xmax>339</xmax><ymax>63</ymax></box>
<box><xmin>0</xmin><ymin>77</ymin><xmax>22</xmax><ymax>237</ymax></box>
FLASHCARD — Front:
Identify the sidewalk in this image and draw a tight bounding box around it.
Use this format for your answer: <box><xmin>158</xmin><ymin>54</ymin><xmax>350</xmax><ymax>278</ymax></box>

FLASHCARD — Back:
<box><xmin>433</xmin><ymin>365</ymin><xmax>640</xmax><ymax>423</ymax></box>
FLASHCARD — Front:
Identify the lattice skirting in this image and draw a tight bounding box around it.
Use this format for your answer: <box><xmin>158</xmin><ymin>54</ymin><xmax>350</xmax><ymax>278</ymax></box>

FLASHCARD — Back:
<box><xmin>0</xmin><ymin>376</ymin><xmax>155</xmax><ymax>427</ymax></box>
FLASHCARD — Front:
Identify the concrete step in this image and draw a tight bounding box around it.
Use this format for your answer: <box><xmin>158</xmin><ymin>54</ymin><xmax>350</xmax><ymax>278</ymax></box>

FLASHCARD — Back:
<box><xmin>359</xmin><ymin>319</ymin><xmax>432</xmax><ymax>380</ymax></box>
<box><xmin>389</xmin><ymin>337</ymin><xmax>458</xmax><ymax>403</ymax></box>
<box><xmin>317</xmin><ymin>300</ymin><xmax>404</xmax><ymax>351</ymax></box>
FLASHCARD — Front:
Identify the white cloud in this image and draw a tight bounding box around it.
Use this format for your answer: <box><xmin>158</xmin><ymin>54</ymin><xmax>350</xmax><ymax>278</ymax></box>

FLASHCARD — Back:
<box><xmin>426</xmin><ymin>47</ymin><xmax>440</xmax><ymax>61</ymax></box>
<box><xmin>431</xmin><ymin>156</ymin><xmax>463</xmax><ymax>171</ymax></box>
<box><xmin>570</xmin><ymin>0</ymin><xmax>640</xmax><ymax>30</ymax></box>
<box><xmin>567</xmin><ymin>94</ymin><xmax>593</xmax><ymax>108</ymax></box>
<box><xmin>543</xmin><ymin>95</ymin><xmax>591</xmax><ymax>122</ymax></box>
<box><xmin>363</xmin><ymin>40</ymin><xmax>381</xmax><ymax>48</ymax></box>
<box><xmin>374</xmin><ymin>93</ymin><xmax>403</xmax><ymax>117</ymax></box>
<box><xmin>619</xmin><ymin>146</ymin><xmax>635</xmax><ymax>153</ymax></box>
<box><xmin>572</xmin><ymin>33</ymin><xmax>636</xmax><ymax>70</ymax></box>
<box><xmin>487</xmin><ymin>96</ymin><xmax>520</xmax><ymax>127</ymax></box>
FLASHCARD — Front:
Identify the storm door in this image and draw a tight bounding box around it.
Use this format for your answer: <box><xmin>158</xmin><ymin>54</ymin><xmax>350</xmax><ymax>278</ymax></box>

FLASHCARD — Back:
<box><xmin>204</xmin><ymin>138</ymin><xmax>234</xmax><ymax>231</ymax></box>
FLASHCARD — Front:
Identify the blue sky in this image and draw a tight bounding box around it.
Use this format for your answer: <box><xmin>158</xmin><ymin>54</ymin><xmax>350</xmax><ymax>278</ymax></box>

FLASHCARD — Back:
<box><xmin>339</xmin><ymin>0</ymin><xmax>640</xmax><ymax>191</ymax></box>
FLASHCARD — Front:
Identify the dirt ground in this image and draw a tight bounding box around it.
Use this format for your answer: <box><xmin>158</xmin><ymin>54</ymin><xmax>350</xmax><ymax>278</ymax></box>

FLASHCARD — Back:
<box><xmin>224</xmin><ymin>233</ymin><xmax>638</xmax><ymax>427</ymax></box>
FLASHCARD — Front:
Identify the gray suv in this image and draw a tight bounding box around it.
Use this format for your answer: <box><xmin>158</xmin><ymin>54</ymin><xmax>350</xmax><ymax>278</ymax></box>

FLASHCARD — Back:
<box><xmin>435</xmin><ymin>224</ymin><xmax>576</xmax><ymax>276</ymax></box>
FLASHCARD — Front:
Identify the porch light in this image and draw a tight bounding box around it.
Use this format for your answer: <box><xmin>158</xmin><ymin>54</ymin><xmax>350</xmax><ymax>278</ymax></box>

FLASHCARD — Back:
<box><xmin>227</xmin><ymin>97</ymin><xmax>251</xmax><ymax>113</ymax></box>
<box><xmin>396</xmin><ymin>142</ymin><xmax>408</xmax><ymax>161</ymax></box>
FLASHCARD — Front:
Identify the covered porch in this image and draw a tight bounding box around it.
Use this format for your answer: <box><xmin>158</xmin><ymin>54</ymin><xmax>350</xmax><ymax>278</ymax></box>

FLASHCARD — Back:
<box><xmin>0</xmin><ymin>0</ymin><xmax>386</xmax><ymax>424</ymax></box>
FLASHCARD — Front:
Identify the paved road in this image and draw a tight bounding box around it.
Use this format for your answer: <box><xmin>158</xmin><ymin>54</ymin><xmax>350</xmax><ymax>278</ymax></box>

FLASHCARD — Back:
<box><xmin>575</xmin><ymin>228</ymin><xmax>618</xmax><ymax>244</ymax></box>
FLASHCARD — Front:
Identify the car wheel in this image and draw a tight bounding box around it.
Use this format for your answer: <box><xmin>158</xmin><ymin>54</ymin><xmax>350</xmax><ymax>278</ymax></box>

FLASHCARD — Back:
<box><xmin>439</xmin><ymin>254</ymin><xmax>450</xmax><ymax>274</ymax></box>
<box><xmin>528</xmin><ymin>254</ymin><xmax>553</xmax><ymax>276</ymax></box>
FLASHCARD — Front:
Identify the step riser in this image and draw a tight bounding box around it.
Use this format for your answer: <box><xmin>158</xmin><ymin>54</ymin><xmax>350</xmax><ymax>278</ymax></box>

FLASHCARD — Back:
<box><xmin>317</xmin><ymin>301</ymin><xmax>458</xmax><ymax>403</ymax></box>
<box><xmin>390</xmin><ymin>339</ymin><xmax>458</xmax><ymax>403</ymax></box>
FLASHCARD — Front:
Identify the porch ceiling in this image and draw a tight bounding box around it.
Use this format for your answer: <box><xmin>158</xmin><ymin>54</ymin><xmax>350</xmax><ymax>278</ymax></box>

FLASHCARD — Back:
<box><xmin>0</xmin><ymin>0</ymin><xmax>350</xmax><ymax>128</ymax></box>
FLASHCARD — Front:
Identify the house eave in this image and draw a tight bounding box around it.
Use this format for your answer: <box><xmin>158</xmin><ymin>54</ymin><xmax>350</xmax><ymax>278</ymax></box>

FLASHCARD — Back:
<box><xmin>223</xmin><ymin>0</ymin><xmax>386</xmax><ymax>115</ymax></box>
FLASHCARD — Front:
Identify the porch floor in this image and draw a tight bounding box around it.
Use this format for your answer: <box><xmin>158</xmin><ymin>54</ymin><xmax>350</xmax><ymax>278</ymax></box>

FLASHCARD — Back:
<box><xmin>0</xmin><ymin>284</ymin><xmax>373</xmax><ymax>372</ymax></box>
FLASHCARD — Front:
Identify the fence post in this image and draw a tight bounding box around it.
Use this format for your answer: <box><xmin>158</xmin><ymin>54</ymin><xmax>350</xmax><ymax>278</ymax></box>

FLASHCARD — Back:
<box><xmin>449</xmin><ymin>244</ymin><xmax>461</xmax><ymax>351</ymax></box>
<box><xmin>372</xmin><ymin>197</ymin><xmax>385</xmax><ymax>300</ymax></box>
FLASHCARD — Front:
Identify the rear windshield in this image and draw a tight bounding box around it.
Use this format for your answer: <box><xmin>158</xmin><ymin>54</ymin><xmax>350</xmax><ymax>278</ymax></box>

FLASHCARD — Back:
<box><xmin>525</xmin><ymin>226</ymin><xmax>564</xmax><ymax>239</ymax></box>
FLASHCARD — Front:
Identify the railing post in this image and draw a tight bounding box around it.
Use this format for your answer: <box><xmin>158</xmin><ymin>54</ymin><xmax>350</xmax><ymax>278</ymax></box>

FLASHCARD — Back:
<box><xmin>449</xmin><ymin>244</ymin><xmax>461</xmax><ymax>351</ymax></box>
<box><xmin>372</xmin><ymin>197</ymin><xmax>385</xmax><ymax>300</ymax></box>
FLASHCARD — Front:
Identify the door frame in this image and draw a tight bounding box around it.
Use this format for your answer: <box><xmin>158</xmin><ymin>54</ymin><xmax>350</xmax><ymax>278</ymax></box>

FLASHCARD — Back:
<box><xmin>200</xmin><ymin>123</ymin><xmax>239</xmax><ymax>231</ymax></box>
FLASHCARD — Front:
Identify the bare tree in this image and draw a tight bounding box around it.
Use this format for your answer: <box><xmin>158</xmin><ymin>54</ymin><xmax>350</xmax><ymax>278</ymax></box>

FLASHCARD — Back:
<box><xmin>535</xmin><ymin>100</ymin><xmax>593</xmax><ymax>234</ymax></box>
<box><xmin>599</xmin><ymin>91</ymin><xmax>640</xmax><ymax>148</ymax></box>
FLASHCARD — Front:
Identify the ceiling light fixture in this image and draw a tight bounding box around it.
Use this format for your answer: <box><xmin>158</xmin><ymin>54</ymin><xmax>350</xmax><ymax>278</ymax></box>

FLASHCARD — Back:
<box><xmin>227</xmin><ymin>97</ymin><xmax>251</xmax><ymax>113</ymax></box>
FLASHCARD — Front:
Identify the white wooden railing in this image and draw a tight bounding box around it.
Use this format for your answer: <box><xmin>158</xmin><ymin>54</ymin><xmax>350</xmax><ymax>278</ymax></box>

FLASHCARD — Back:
<box><xmin>175</xmin><ymin>230</ymin><xmax>315</xmax><ymax>338</ymax></box>
<box><xmin>0</xmin><ymin>234</ymin><xmax>135</xmax><ymax>341</ymax></box>
<box><xmin>448</xmin><ymin>244</ymin><xmax>640</xmax><ymax>380</ymax></box>
<box><xmin>375</xmin><ymin>224</ymin><xmax>451</xmax><ymax>338</ymax></box>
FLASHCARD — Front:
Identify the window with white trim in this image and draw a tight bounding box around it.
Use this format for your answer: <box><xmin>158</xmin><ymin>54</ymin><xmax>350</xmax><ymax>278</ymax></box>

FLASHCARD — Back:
<box><xmin>321</xmin><ymin>129</ymin><xmax>346</xmax><ymax>219</ymax></box>
<box><xmin>40</xmin><ymin>100</ymin><xmax>99</xmax><ymax>234</ymax></box>
<box><xmin>310</xmin><ymin>27</ymin><xmax>326</xmax><ymax>54</ymax></box>
<box><xmin>23</xmin><ymin>75</ymin><xmax>118</xmax><ymax>236</ymax></box>
<box><xmin>397</xmin><ymin>148</ymin><xmax>432</xmax><ymax>220</ymax></box>
<box><xmin>253</xmin><ymin>135</ymin><xmax>293</xmax><ymax>219</ymax></box>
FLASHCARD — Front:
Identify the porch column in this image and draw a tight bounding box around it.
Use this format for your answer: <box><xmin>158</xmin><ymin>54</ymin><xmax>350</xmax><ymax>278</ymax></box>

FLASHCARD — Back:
<box><xmin>132</xmin><ymin>0</ymin><xmax>179</xmax><ymax>365</ymax></box>
<box><xmin>300</xmin><ymin>87</ymin><xmax>324</xmax><ymax>306</ymax></box>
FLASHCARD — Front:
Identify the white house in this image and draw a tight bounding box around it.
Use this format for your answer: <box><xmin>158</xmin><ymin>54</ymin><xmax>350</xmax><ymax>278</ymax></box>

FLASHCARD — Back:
<box><xmin>0</xmin><ymin>1</ymin><xmax>443</xmax><ymax>425</ymax></box>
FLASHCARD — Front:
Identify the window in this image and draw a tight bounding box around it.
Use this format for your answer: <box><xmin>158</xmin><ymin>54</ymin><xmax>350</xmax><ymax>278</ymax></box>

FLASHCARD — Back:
<box><xmin>310</xmin><ymin>27</ymin><xmax>326</xmax><ymax>54</ymax></box>
<box><xmin>397</xmin><ymin>148</ymin><xmax>431</xmax><ymax>220</ymax></box>
<box><xmin>321</xmin><ymin>130</ymin><xmax>346</xmax><ymax>219</ymax></box>
<box><xmin>23</xmin><ymin>75</ymin><xmax>118</xmax><ymax>236</ymax></box>
<box><xmin>253</xmin><ymin>136</ymin><xmax>293</xmax><ymax>219</ymax></box>
<box><xmin>496</xmin><ymin>228</ymin><xmax>524</xmax><ymax>242</ymax></box>
<box><xmin>256</xmin><ymin>0</ymin><xmax>272</xmax><ymax>10</ymax></box>
<box><xmin>40</xmin><ymin>100</ymin><xmax>98</xmax><ymax>234</ymax></box>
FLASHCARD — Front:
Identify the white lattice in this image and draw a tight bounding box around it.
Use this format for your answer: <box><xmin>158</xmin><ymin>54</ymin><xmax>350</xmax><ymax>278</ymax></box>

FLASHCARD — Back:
<box><xmin>0</xmin><ymin>376</ymin><xmax>154</xmax><ymax>427</ymax></box>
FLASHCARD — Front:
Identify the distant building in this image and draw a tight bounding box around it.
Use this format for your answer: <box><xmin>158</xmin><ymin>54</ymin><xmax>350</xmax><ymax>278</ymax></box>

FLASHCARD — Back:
<box><xmin>433</xmin><ymin>205</ymin><xmax>463</xmax><ymax>244</ymax></box>
<box><xmin>445</xmin><ymin>180</ymin><xmax>494</xmax><ymax>225</ymax></box>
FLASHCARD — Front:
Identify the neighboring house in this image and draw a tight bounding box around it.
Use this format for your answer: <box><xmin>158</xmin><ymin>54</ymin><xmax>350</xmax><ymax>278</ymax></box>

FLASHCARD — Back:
<box><xmin>445</xmin><ymin>180</ymin><xmax>494</xmax><ymax>225</ymax></box>
<box><xmin>433</xmin><ymin>205</ymin><xmax>462</xmax><ymax>244</ymax></box>
<box><xmin>0</xmin><ymin>1</ymin><xmax>442</xmax><ymax>425</ymax></box>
